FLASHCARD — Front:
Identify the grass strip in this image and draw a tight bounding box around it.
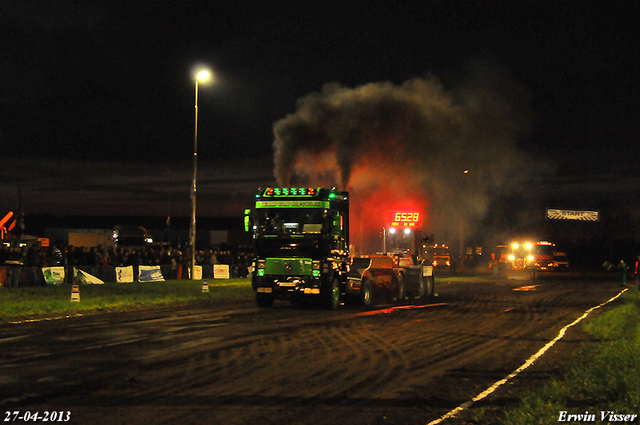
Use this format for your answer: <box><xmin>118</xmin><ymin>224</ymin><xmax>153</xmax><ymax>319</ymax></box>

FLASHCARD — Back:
<box><xmin>501</xmin><ymin>289</ymin><xmax>640</xmax><ymax>424</ymax></box>
<box><xmin>0</xmin><ymin>279</ymin><xmax>253</xmax><ymax>322</ymax></box>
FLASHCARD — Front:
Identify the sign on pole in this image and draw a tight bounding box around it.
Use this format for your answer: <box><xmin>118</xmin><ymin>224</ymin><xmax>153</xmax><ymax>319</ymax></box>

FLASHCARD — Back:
<box><xmin>545</xmin><ymin>208</ymin><xmax>599</xmax><ymax>222</ymax></box>
<box><xmin>390</xmin><ymin>210</ymin><xmax>422</xmax><ymax>228</ymax></box>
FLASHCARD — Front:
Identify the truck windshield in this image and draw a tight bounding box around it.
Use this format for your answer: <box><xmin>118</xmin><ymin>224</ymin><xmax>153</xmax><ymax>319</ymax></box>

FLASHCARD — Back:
<box><xmin>253</xmin><ymin>208</ymin><xmax>330</xmax><ymax>257</ymax></box>
<box><xmin>434</xmin><ymin>248</ymin><xmax>449</xmax><ymax>256</ymax></box>
<box><xmin>256</xmin><ymin>208</ymin><xmax>327</xmax><ymax>237</ymax></box>
<box><xmin>535</xmin><ymin>246</ymin><xmax>554</xmax><ymax>256</ymax></box>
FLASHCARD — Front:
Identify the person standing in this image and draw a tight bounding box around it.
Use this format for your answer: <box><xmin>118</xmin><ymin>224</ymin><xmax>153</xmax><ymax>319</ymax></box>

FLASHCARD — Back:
<box><xmin>618</xmin><ymin>259</ymin><xmax>628</xmax><ymax>287</ymax></box>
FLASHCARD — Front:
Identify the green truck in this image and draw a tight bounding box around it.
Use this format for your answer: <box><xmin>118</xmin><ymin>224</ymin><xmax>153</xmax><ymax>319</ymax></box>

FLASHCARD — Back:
<box><xmin>246</xmin><ymin>187</ymin><xmax>350</xmax><ymax>309</ymax></box>
<box><xmin>246</xmin><ymin>187</ymin><xmax>435</xmax><ymax>310</ymax></box>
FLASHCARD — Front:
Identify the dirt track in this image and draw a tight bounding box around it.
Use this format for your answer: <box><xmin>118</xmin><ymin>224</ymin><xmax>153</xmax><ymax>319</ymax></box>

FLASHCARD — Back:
<box><xmin>0</xmin><ymin>274</ymin><xmax>626</xmax><ymax>425</ymax></box>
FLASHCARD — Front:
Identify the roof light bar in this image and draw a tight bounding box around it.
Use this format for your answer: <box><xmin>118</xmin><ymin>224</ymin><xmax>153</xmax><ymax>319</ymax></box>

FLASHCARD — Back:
<box><xmin>262</xmin><ymin>187</ymin><xmax>319</xmax><ymax>197</ymax></box>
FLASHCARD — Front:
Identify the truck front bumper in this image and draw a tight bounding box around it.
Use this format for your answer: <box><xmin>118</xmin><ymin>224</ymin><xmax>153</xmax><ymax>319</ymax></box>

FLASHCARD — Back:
<box><xmin>254</xmin><ymin>275</ymin><xmax>322</xmax><ymax>298</ymax></box>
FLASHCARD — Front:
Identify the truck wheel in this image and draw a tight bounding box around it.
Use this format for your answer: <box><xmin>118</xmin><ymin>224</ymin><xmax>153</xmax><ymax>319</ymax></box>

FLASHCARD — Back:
<box><xmin>426</xmin><ymin>275</ymin><xmax>435</xmax><ymax>298</ymax></box>
<box><xmin>397</xmin><ymin>275</ymin><xmax>406</xmax><ymax>303</ymax></box>
<box><xmin>418</xmin><ymin>274</ymin><xmax>434</xmax><ymax>300</ymax></box>
<box><xmin>322</xmin><ymin>278</ymin><xmax>340</xmax><ymax>310</ymax></box>
<box><xmin>362</xmin><ymin>278</ymin><xmax>374</xmax><ymax>308</ymax></box>
<box><xmin>417</xmin><ymin>275</ymin><xmax>426</xmax><ymax>299</ymax></box>
<box><xmin>256</xmin><ymin>292</ymin><xmax>274</xmax><ymax>308</ymax></box>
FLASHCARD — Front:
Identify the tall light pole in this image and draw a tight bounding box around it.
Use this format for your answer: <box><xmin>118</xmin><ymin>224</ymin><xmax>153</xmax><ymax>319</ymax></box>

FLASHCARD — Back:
<box><xmin>191</xmin><ymin>69</ymin><xmax>211</xmax><ymax>279</ymax></box>
<box><xmin>460</xmin><ymin>168</ymin><xmax>469</xmax><ymax>272</ymax></box>
<box><xmin>382</xmin><ymin>227</ymin><xmax>387</xmax><ymax>253</ymax></box>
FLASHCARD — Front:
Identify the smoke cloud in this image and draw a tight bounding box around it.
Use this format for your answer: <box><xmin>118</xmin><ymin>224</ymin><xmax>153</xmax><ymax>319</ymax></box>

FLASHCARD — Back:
<box><xmin>273</xmin><ymin>60</ymin><xmax>548</xmax><ymax>253</ymax></box>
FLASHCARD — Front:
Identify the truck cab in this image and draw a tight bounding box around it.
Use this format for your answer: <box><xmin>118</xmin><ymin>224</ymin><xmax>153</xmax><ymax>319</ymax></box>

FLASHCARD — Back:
<box><xmin>431</xmin><ymin>244</ymin><xmax>451</xmax><ymax>270</ymax></box>
<box><xmin>247</xmin><ymin>187</ymin><xmax>349</xmax><ymax>309</ymax></box>
<box><xmin>553</xmin><ymin>251</ymin><xmax>569</xmax><ymax>270</ymax></box>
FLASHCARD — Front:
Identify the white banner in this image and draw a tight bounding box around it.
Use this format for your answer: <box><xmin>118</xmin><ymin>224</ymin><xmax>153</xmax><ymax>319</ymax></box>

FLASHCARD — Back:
<box><xmin>214</xmin><ymin>264</ymin><xmax>230</xmax><ymax>279</ymax></box>
<box><xmin>116</xmin><ymin>266</ymin><xmax>134</xmax><ymax>283</ymax></box>
<box><xmin>546</xmin><ymin>208</ymin><xmax>599</xmax><ymax>221</ymax></box>
<box><xmin>138</xmin><ymin>265</ymin><xmax>165</xmax><ymax>282</ymax></box>
<box><xmin>188</xmin><ymin>265</ymin><xmax>203</xmax><ymax>280</ymax></box>
<box><xmin>75</xmin><ymin>268</ymin><xmax>104</xmax><ymax>284</ymax></box>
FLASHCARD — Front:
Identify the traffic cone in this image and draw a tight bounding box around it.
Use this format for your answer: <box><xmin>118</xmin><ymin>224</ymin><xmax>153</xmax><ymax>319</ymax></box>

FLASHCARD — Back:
<box><xmin>70</xmin><ymin>284</ymin><xmax>80</xmax><ymax>302</ymax></box>
<box><xmin>202</xmin><ymin>280</ymin><xmax>209</xmax><ymax>293</ymax></box>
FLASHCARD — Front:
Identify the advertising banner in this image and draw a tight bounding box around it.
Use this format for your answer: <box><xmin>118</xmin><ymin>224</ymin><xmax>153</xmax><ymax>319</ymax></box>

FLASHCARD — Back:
<box><xmin>138</xmin><ymin>265</ymin><xmax>165</xmax><ymax>282</ymax></box>
<box><xmin>188</xmin><ymin>265</ymin><xmax>203</xmax><ymax>280</ymax></box>
<box><xmin>214</xmin><ymin>264</ymin><xmax>230</xmax><ymax>279</ymax></box>
<box><xmin>116</xmin><ymin>266</ymin><xmax>134</xmax><ymax>283</ymax></box>
<box><xmin>74</xmin><ymin>268</ymin><xmax>104</xmax><ymax>284</ymax></box>
<box><xmin>42</xmin><ymin>267</ymin><xmax>65</xmax><ymax>286</ymax></box>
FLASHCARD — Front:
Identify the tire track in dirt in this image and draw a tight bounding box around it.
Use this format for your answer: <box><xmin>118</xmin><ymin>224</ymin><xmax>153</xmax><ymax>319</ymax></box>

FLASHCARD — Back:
<box><xmin>1</xmin><ymin>278</ymin><xmax>625</xmax><ymax>425</ymax></box>
<box><xmin>61</xmin><ymin>284</ymin><xmax>539</xmax><ymax>407</ymax></box>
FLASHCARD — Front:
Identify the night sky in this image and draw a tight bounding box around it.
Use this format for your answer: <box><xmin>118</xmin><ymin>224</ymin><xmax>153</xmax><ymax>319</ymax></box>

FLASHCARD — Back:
<box><xmin>1</xmin><ymin>1</ymin><xmax>638</xmax><ymax>231</ymax></box>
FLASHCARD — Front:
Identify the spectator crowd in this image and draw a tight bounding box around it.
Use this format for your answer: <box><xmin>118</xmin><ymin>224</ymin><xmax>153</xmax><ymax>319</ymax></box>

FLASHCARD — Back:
<box><xmin>0</xmin><ymin>243</ymin><xmax>252</xmax><ymax>279</ymax></box>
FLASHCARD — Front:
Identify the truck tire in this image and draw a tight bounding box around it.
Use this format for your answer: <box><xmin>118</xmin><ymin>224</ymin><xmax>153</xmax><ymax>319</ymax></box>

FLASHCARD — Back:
<box><xmin>362</xmin><ymin>278</ymin><xmax>374</xmax><ymax>308</ymax></box>
<box><xmin>397</xmin><ymin>275</ymin><xmax>406</xmax><ymax>303</ymax></box>
<box><xmin>322</xmin><ymin>277</ymin><xmax>341</xmax><ymax>310</ymax></box>
<box><xmin>416</xmin><ymin>275</ymin><xmax>426</xmax><ymax>299</ymax></box>
<box><xmin>256</xmin><ymin>292</ymin><xmax>274</xmax><ymax>308</ymax></box>
<box><xmin>418</xmin><ymin>274</ymin><xmax>434</xmax><ymax>300</ymax></box>
<box><xmin>427</xmin><ymin>275</ymin><xmax>435</xmax><ymax>297</ymax></box>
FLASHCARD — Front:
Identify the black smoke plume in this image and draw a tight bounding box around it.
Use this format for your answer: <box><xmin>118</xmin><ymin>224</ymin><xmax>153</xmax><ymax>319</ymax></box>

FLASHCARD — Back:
<box><xmin>273</xmin><ymin>60</ymin><xmax>550</xmax><ymax>250</ymax></box>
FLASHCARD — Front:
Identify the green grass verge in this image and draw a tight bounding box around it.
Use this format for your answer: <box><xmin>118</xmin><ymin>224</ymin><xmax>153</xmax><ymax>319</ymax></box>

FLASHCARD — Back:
<box><xmin>0</xmin><ymin>279</ymin><xmax>253</xmax><ymax>322</ymax></box>
<box><xmin>501</xmin><ymin>289</ymin><xmax>640</xmax><ymax>424</ymax></box>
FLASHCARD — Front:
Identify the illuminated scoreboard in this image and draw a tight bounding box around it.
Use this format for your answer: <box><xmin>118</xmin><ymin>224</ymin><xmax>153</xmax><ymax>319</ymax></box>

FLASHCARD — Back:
<box><xmin>390</xmin><ymin>211</ymin><xmax>421</xmax><ymax>228</ymax></box>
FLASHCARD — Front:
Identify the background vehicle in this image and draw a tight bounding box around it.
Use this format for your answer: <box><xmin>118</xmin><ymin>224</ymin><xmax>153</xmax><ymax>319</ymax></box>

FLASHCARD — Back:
<box><xmin>431</xmin><ymin>244</ymin><xmax>451</xmax><ymax>270</ymax></box>
<box><xmin>553</xmin><ymin>251</ymin><xmax>569</xmax><ymax>270</ymax></box>
<box><xmin>489</xmin><ymin>244</ymin><xmax>509</xmax><ymax>271</ymax></box>
<box><xmin>508</xmin><ymin>240</ymin><xmax>561</xmax><ymax>278</ymax></box>
<box><xmin>113</xmin><ymin>226</ymin><xmax>153</xmax><ymax>248</ymax></box>
<box><xmin>531</xmin><ymin>241</ymin><xmax>556</xmax><ymax>272</ymax></box>
<box><xmin>344</xmin><ymin>253</ymin><xmax>433</xmax><ymax>307</ymax></box>
<box><xmin>346</xmin><ymin>256</ymin><xmax>401</xmax><ymax>307</ymax></box>
<box><xmin>508</xmin><ymin>242</ymin><xmax>534</xmax><ymax>270</ymax></box>
<box><xmin>391</xmin><ymin>252</ymin><xmax>434</xmax><ymax>301</ymax></box>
